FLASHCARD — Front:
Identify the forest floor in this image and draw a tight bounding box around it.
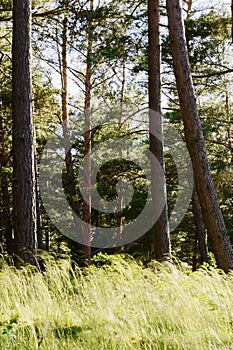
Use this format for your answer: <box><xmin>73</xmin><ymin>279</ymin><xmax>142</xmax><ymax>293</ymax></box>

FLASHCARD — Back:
<box><xmin>0</xmin><ymin>254</ymin><xmax>233</xmax><ymax>350</ymax></box>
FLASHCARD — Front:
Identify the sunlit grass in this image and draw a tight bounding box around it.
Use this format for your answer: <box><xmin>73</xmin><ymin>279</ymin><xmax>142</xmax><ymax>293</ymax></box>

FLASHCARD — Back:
<box><xmin>1</xmin><ymin>254</ymin><xmax>233</xmax><ymax>349</ymax></box>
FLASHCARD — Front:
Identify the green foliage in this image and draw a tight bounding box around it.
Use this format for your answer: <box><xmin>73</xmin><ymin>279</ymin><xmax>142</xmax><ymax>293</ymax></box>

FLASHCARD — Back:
<box><xmin>185</xmin><ymin>11</ymin><xmax>231</xmax><ymax>69</ymax></box>
<box><xmin>1</xmin><ymin>256</ymin><xmax>233</xmax><ymax>349</ymax></box>
<box><xmin>90</xmin><ymin>251</ymin><xmax>112</xmax><ymax>266</ymax></box>
<box><xmin>201</xmin><ymin>252</ymin><xmax>218</xmax><ymax>270</ymax></box>
<box><xmin>0</xmin><ymin>0</ymin><xmax>232</xmax><ymax>266</ymax></box>
<box><xmin>163</xmin><ymin>6</ymin><xmax>233</xmax><ymax>265</ymax></box>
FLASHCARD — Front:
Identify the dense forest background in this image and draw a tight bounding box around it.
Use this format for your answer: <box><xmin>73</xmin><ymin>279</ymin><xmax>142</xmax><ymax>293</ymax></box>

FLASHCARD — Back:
<box><xmin>1</xmin><ymin>1</ymin><xmax>233</xmax><ymax>349</ymax></box>
<box><xmin>0</xmin><ymin>0</ymin><xmax>232</xmax><ymax>271</ymax></box>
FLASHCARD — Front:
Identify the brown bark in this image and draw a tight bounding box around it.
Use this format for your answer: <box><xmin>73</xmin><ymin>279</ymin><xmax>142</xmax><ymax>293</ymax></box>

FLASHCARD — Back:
<box><xmin>60</xmin><ymin>0</ymin><xmax>80</xmax><ymax>226</ymax></box>
<box><xmin>35</xmin><ymin>149</ymin><xmax>43</xmax><ymax>250</ymax></box>
<box><xmin>192</xmin><ymin>189</ymin><xmax>208</xmax><ymax>271</ymax></box>
<box><xmin>148</xmin><ymin>0</ymin><xmax>171</xmax><ymax>261</ymax></box>
<box><xmin>166</xmin><ymin>0</ymin><xmax>233</xmax><ymax>272</ymax></box>
<box><xmin>226</xmin><ymin>91</ymin><xmax>232</xmax><ymax>162</ymax></box>
<box><xmin>81</xmin><ymin>0</ymin><xmax>94</xmax><ymax>260</ymax></box>
<box><xmin>183</xmin><ymin>0</ymin><xmax>192</xmax><ymax>17</ymax></box>
<box><xmin>192</xmin><ymin>223</ymin><xmax>198</xmax><ymax>272</ymax></box>
<box><xmin>61</xmin><ymin>8</ymin><xmax>68</xmax><ymax>129</ymax></box>
<box><xmin>60</xmin><ymin>1</ymin><xmax>88</xmax><ymax>261</ymax></box>
<box><xmin>12</xmin><ymin>0</ymin><xmax>37</xmax><ymax>264</ymax></box>
<box><xmin>115</xmin><ymin>65</ymin><xmax>126</xmax><ymax>252</ymax></box>
<box><xmin>192</xmin><ymin>68</ymin><xmax>233</xmax><ymax>79</ymax></box>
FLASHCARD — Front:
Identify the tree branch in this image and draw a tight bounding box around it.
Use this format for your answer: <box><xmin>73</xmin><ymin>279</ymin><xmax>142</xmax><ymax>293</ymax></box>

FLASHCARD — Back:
<box><xmin>192</xmin><ymin>69</ymin><xmax>233</xmax><ymax>79</ymax></box>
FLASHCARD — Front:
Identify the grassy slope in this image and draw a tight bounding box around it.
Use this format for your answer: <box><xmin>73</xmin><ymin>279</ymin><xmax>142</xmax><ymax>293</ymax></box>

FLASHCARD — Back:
<box><xmin>0</xmin><ymin>255</ymin><xmax>233</xmax><ymax>350</ymax></box>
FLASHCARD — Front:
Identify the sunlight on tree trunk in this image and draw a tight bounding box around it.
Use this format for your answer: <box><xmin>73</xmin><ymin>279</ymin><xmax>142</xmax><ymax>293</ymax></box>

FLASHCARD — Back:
<box><xmin>148</xmin><ymin>0</ymin><xmax>171</xmax><ymax>262</ymax></box>
<box><xmin>82</xmin><ymin>0</ymin><xmax>94</xmax><ymax>260</ymax></box>
<box><xmin>166</xmin><ymin>0</ymin><xmax>233</xmax><ymax>272</ymax></box>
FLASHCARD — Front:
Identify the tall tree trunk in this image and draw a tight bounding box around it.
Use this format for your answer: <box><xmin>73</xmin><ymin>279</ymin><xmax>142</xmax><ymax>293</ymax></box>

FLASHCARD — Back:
<box><xmin>12</xmin><ymin>0</ymin><xmax>37</xmax><ymax>265</ymax></box>
<box><xmin>148</xmin><ymin>0</ymin><xmax>171</xmax><ymax>261</ymax></box>
<box><xmin>60</xmin><ymin>0</ymin><xmax>81</xmax><ymax>248</ymax></box>
<box><xmin>115</xmin><ymin>64</ymin><xmax>126</xmax><ymax>252</ymax></box>
<box><xmin>226</xmin><ymin>91</ymin><xmax>232</xmax><ymax>162</ymax></box>
<box><xmin>166</xmin><ymin>0</ymin><xmax>233</xmax><ymax>272</ymax></box>
<box><xmin>35</xmin><ymin>149</ymin><xmax>43</xmax><ymax>250</ymax></box>
<box><xmin>192</xmin><ymin>188</ymin><xmax>208</xmax><ymax>271</ymax></box>
<box><xmin>81</xmin><ymin>0</ymin><xmax>94</xmax><ymax>260</ymax></box>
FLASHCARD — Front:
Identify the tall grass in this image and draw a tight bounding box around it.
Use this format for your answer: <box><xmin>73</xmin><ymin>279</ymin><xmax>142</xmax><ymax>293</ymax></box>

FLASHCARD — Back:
<box><xmin>1</xmin><ymin>254</ymin><xmax>233</xmax><ymax>349</ymax></box>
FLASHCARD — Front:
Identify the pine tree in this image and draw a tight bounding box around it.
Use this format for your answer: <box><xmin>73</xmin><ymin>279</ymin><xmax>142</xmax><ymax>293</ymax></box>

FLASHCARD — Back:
<box><xmin>166</xmin><ymin>0</ymin><xmax>233</xmax><ymax>272</ymax></box>
<box><xmin>148</xmin><ymin>0</ymin><xmax>171</xmax><ymax>261</ymax></box>
<box><xmin>12</xmin><ymin>0</ymin><xmax>37</xmax><ymax>264</ymax></box>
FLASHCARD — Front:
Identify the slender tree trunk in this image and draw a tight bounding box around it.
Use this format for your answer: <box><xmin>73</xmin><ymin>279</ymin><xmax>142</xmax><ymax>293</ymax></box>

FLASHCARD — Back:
<box><xmin>184</xmin><ymin>0</ymin><xmax>192</xmax><ymax>17</ymax></box>
<box><xmin>60</xmin><ymin>0</ymin><xmax>81</xmax><ymax>234</ymax></box>
<box><xmin>148</xmin><ymin>0</ymin><xmax>171</xmax><ymax>261</ymax></box>
<box><xmin>45</xmin><ymin>230</ymin><xmax>50</xmax><ymax>251</ymax></box>
<box><xmin>226</xmin><ymin>91</ymin><xmax>232</xmax><ymax>162</ymax></box>
<box><xmin>192</xmin><ymin>188</ymin><xmax>208</xmax><ymax>270</ymax></box>
<box><xmin>12</xmin><ymin>0</ymin><xmax>37</xmax><ymax>265</ymax></box>
<box><xmin>35</xmin><ymin>149</ymin><xmax>43</xmax><ymax>250</ymax></box>
<box><xmin>192</xmin><ymin>223</ymin><xmax>198</xmax><ymax>272</ymax></box>
<box><xmin>115</xmin><ymin>65</ymin><xmax>126</xmax><ymax>252</ymax></box>
<box><xmin>166</xmin><ymin>0</ymin><xmax>233</xmax><ymax>272</ymax></box>
<box><xmin>81</xmin><ymin>0</ymin><xmax>94</xmax><ymax>260</ymax></box>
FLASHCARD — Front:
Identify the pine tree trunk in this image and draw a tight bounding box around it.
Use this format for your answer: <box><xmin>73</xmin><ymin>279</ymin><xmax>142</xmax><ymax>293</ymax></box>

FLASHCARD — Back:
<box><xmin>60</xmin><ymin>0</ymin><xmax>81</xmax><ymax>251</ymax></box>
<box><xmin>115</xmin><ymin>65</ymin><xmax>126</xmax><ymax>252</ymax></box>
<box><xmin>35</xmin><ymin>150</ymin><xmax>43</xmax><ymax>250</ymax></box>
<box><xmin>226</xmin><ymin>91</ymin><xmax>232</xmax><ymax>162</ymax></box>
<box><xmin>81</xmin><ymin>0</ymin><xmax>94</xmax><ymax>260</ymax></box>
<box><xmin>148</xmin><ymin>0</ymin><xmax>171</xmax><ymax>261</ymax></box>
<box><xmin>166</xmin><ymin>0</ymin><xmax>233</xmax><ymax>272</ymax></box>
<box><xmin>192</xmin><ymin>188</ymin><xmax>208</xmax><ymax>269</ymax></box>
<box><xmin>12</xmin><ymin>0</ymin><xmax>37</xmax><ymax>265</ymax></box>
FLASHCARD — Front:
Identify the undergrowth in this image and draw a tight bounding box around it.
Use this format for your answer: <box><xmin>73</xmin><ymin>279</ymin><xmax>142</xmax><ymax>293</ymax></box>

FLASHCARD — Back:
<box><xmin>0</xmin><ymin>254</ymin><xmax>233</xmax><ymax>349</ymax></box>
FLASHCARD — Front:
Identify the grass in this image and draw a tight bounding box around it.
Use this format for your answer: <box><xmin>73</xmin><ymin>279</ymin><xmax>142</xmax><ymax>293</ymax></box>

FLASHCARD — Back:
<box><xmin>1</xmin><ymin>254</ymin><xmax>233</xmax><ymax>349</ymax></box>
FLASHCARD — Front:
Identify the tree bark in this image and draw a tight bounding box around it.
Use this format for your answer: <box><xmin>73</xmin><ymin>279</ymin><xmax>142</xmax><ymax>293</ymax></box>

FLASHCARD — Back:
<box><xmin>226</xmin><ymin>91</ymin><xmax>232</xmax><ymax>162</ymax></box>
<box><xmin>60</xmin><ymin>0</ymin><xmax>81</xmax><ymax>238</ymax></box>
<box><xmin>81</xmin><ymin>0</ymin><xmax>94</xmax><ymax>260</ymax></box>
<box><xmin>115</xmin><ymin>64</ymin><xmax>126</xmax><ymax>252</ymax></box>
<box><xmin>192</xmin><ymin>188</ymin><xmax>208</xmax><ymax>271</ymax></box>
<box><xmin>12</xmin><ymin>0</ymin><xmax>37</xmax><ymax>264</ymax></box>
<box><xmin>166</xmin><ymin>0</ymin><xmax>233</xmax><ymax>272</ymax></box>
<box><xmin>35</xmin><ymin>149</ymin><xmax>43</xmax><ymax>250</ymax></box>
<box><xmin>148</xmin><ymin>0</ymin><xmax>171</xmax><ymax>261</ymax></box>
<box><xmin>183</xmin><ymin>0</ymin><xmax>192</xmax><ymax>18</ymax></box>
